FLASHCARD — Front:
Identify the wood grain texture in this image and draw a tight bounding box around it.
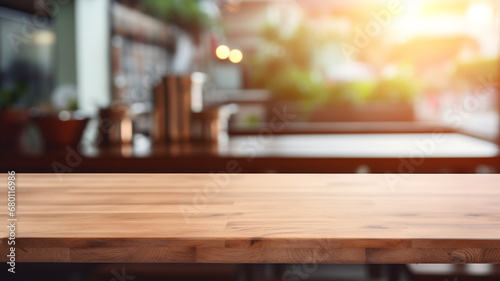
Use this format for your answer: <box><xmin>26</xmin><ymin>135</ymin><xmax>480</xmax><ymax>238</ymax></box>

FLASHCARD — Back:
<box><xmin>1</xmin><ymin>173</ymin><xmax>500</xmax><ymax>263</ymax></box>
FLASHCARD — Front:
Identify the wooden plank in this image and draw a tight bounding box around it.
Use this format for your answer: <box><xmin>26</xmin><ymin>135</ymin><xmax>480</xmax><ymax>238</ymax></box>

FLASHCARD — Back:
<box><xmin>1</xmin><ymin>173</ymin><xmax>500</xmax><ymax>263</ymax></box>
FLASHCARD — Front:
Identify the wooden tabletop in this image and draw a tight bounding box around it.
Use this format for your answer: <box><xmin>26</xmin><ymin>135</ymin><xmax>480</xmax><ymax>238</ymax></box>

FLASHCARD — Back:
<box><xmin>2</xmin><ymin>173</ymin><xmax>500</xmax><ymax>263</ymax></box>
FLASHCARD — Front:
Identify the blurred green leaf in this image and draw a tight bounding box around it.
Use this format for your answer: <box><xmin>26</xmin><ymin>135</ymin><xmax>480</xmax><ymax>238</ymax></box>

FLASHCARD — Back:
<box><xmin>0</xmin><ymin>81</ymin><xmax>27</xmax><ymax>110</ymax></box>
<box><xmin>247</xmin><ymin>23</ymin><xmax>326</xmax><ymax>102</ymax></box>
<box><xmin>143</xmin><ymin>0</ymin><xmax>217</xmax><ymax>36</ymax></box>
<box><xmin>371</xmin><ymin>77</ymin><xmax>421</xmax><ymax>103</ymax></box>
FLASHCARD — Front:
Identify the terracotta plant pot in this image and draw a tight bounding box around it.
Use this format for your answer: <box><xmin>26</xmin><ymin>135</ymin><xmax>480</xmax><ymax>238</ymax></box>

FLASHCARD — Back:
<box><xmin>0</xmin><ymin>109</ymin><xmax>30</xmax><ymax>150</ymax></box>
<box><xmin>34</xmin><ymin>116</ymin><xmax>89</xmax><ymax>148</ymax></box>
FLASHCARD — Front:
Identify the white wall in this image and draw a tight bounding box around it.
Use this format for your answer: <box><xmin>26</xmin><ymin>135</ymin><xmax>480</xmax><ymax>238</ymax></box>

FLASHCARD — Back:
<box><xmin>75</xmin><ymin>0</ymin><xmax>111</xmax><ymax>114</ymax></box>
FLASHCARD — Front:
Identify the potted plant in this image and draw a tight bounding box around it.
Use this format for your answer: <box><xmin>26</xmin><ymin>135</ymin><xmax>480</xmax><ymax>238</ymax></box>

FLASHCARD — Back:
<box><xmin>33</xmin><ymin>85</ymin><xmax>89</xmax><ymax>148</ymax></box>
<box><xmin>0</xmin><ymin>81</ymin><xmax>30</xmax><ymax>150</ymax></box>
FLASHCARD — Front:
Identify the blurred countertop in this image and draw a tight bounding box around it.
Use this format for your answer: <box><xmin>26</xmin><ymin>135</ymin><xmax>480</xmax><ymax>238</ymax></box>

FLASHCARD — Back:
<box><xmin>1</xmin><ymin>132</ymin><xmax>498</xmax><ymax>174</ymax></box>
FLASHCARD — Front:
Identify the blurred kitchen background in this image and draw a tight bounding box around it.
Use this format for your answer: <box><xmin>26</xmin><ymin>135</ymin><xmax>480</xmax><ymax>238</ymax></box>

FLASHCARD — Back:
<box><xmin>2</xmin><ymin>1</ymin><xmax>500</xmax><ymax>280</ymax></box>
<box><xmin>1</xmin><ymin>0</ymin><xmax>500</xmax><ymax>173</ymax></box>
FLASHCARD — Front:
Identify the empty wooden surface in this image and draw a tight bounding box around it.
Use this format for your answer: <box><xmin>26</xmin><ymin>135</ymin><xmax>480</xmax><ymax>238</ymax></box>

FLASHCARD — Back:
<box><xmin>1</xmin><ymin>173</ymin><xmax>500</xmax><ymax>263</ymax></box>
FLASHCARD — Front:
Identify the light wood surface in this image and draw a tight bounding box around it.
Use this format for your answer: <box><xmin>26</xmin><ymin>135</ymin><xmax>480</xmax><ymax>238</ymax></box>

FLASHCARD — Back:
<box><xmin>1</xmin><ymin>173</ymin><xmax>500</xmax><ymax>263</ymax></box>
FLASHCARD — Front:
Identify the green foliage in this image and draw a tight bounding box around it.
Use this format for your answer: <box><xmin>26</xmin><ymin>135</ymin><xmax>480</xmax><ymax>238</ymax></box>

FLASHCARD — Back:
<box><xmin>265</xmin><ymin>68</ymin><xmax>322</xmax><ymax>101</ymax></box>
<box><xmin>371</xmin><ymin>77</ymin><xmax>420</xmax><ymax>103</ymax></box>
<box><xmin>328</xmin><ymin>81</ymin><xmax>376</xmax><ymax>105</ymax></box>
<box><xmin>68</xmin><ymin>98</ymin><xmax>79</xmax><ymax>111</ymax></box>
<box><xmin>244</xmin><ymin>115</ymin><xmax>260</xmax><ymax>126</ymax></box>
<box><xmin>260</xmin><ymin>24</ymin><xmax>315</xmax><ymax>70</ymax></box>
<box><xmin>143</xmin><ymin>0</ymin><xmax>216</xmax><ymax>36</ymax></box>
<box><xmin>248</xmin><ymin>22</ymin><xmax>420</xmax><ymax>106</ymax></box>
<box><xmin>326</xmin><ymin>78</ymin><xmax>419</xmax><ymax>105</ymax></box>
<box><xmin>0</xmin><ymin>81</ymin><xmax>27</xmax><ymax>110</ymax></box>
<box><xmin>248</xmin><ymin>23</ymin><xmax>325</xmax><ymax>101</ymax></box>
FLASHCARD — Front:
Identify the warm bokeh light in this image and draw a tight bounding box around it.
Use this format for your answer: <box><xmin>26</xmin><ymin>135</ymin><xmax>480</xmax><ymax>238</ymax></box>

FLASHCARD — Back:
<box><xmin>33</xmin><ymin>30</ymin><xmax>56</xmax><ymax>45</ymax></box>
<box><xmin>229</xmin><ymin>49</ymin><xmax>243</xmax><ymax>63</ymax></box>
<box><xmin>215</xmin><ymin>45</ymin><xmax>230</xmax><ymax>59</ymax></box>
<box><xmin>466</xmin><ymin>2</ymin><xmax>493</xmax><ymax>24</ymax></box>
